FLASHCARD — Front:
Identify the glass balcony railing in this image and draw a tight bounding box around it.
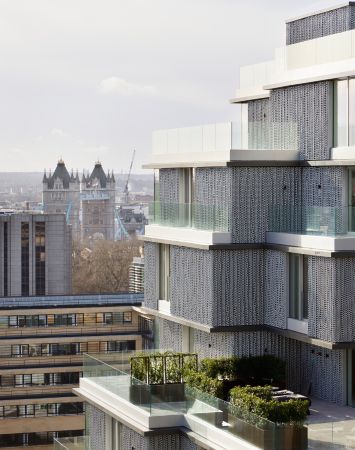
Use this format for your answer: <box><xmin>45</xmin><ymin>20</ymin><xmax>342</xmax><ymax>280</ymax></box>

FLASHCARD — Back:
<box><xmin>148</xmin><ymin>202</ymin><xmax>229</xmax><ymax>232</ymax></box>
<box><xmin>54</xmin><ymin>436</ymin><xmax>88</xmax><ymax>450</ymax></box>
<box><xmin>152</xmin><ymin>121</ymin><xmax>299</xmax><ymax>155</ymax></box>
<box><xmin>269</xmin><ymin>206</ymin><xmax>355</xmax><ymax>236</ymax></box>
<box><xmin>82</xmin><ymin>352</ymin><xmax>307</xmax><ymax>450</ymax></box>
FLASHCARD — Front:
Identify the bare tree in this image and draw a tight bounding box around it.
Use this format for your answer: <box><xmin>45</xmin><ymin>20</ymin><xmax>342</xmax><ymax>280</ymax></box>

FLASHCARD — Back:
<box><xmin>72</xmin><ymin>239</ymin><xmax>141</xmax><ymax>294</ymax></box>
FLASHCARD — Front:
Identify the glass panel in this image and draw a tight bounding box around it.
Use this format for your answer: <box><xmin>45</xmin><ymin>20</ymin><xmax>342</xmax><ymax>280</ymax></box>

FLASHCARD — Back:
<box><xmin>349</xmin><ymin>79</ymin><xmax>355</xmax><ymax>145</ymax></box>
<box><xmin>159</xmin><ymin>244</ymin><xmax>167</xmax><ymax>300</ymax></box>
<box><xmin>29</xmin><ymin>344</ymin><xmax>41</xmax><ymax>357</ymax></box>
<box><xmin>9</xmin><ymin>316</ymin><xmax>17</xmax><ymax>327</ymax></box>
<box><xmin>123</xmin><ymin>312</ymin><xmax>132</xmax><ymax>323</ymax></box>
<box><xmin>335</xmin><ymin>79</ymin><xmax>349</xmax><ymax>147</ymax></box>
<box><xmin>149</xmin><ymin>202</ymin><xmax>229</xmax><ymax>232</ymax></box>
<box><xmin>269</xmin><ymin>205</ymin><xmax>349</xmax><ymax>235</ymax></box>
<box><xmin>104</xmin><ymin>313</ymin><xmax>112</xmax><ymax>325</ymax></box>
<box><xmin>39</xmin><ymin>315</ymin><xmax>47</xmax><ymax>327</ymax></box>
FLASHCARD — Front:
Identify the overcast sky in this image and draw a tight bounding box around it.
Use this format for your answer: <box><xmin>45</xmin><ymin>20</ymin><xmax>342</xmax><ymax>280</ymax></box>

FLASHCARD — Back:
<box><xmin>0</xmin><ymin>0</ymin><xmax>336</xmax><ymax>173</ymax></box>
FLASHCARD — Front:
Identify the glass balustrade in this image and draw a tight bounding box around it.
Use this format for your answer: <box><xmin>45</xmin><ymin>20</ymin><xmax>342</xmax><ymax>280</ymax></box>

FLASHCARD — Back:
<box><xmin>54</xmin><ymin>436</ymin><xmax>89</xmax><ymax>450</ymax></box>
<box><xmin>148</xmin><ymin>202</ymin><xmax>229</xmax><ymax>232</ymax></box>
<box><xmin>152</xmin><ymin>121</ymin><xmax>299</xmax><ymax>154</ymax></box>
<box><xmin>82</xmin><ymin>352</ymin><xmax>306</xmax><ymax>450</ymax></box>
<box><xmin>269</xmin><ymin>206</ymin><xmax>355</xmax><ymax>236</ymax></box>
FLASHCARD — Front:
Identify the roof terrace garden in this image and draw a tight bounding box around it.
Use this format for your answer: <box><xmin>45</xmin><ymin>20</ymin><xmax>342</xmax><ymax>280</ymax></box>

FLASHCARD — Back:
<box><xmin>79</xmin><ymin>351</ymin><xmax>310</xmax><ymax>450</ymax></box>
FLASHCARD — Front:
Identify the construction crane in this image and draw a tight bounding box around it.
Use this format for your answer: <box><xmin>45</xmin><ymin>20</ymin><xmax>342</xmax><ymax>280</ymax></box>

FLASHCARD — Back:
<box><xmin>123</xmin><ymin>149</ymin><xmax>136</xmax><ymax>204</ymax></box>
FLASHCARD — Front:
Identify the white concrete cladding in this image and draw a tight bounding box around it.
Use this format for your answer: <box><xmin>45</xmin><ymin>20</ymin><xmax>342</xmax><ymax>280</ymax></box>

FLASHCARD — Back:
<box><xmin>232</xmin><ymin>29</ymin><xmax>355</xmax><ymax>101</ymax></box>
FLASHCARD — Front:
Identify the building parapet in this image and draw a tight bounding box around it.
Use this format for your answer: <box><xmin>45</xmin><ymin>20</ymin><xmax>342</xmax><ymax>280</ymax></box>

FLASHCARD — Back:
<box><xmin>0</xmin><ymin>293</ymin><xmax>143</xmax><ymax>309</ymax></box>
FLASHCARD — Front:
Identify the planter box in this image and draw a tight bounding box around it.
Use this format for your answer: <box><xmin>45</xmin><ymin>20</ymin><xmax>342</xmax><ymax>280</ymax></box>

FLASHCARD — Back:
<box><xmin>129</xmin><ymin>383</ymin><xmax>186</xmax><ymax>406</ymax></box>
<box><xmin>150</xmin><ymin>383</ymin><xmax>186</xmax><ymax>403</ymax></box>
<box><xmin>129</xmin><ymin>384</ymin><xmax>151</xmax><ymax>406</ymax></box>
<box><xmin>228</xmin><ymin>415</ymin><xmax>307</xmax><ymax>450</ymax></box>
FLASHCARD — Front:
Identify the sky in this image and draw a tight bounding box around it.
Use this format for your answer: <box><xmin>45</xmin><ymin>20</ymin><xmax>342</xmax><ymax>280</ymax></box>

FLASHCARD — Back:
<box><xmin>0</xmin><ymin>0</ymin><xmax>336</xmax><ymax>173</ymax></box>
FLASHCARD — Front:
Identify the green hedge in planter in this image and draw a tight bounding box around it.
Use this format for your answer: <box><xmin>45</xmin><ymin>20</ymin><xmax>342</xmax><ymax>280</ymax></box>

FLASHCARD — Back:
<box><xmin>130</xmin><ymin>351</ymin><xmax>198</xmax><ymax>385</ymax></box>
<box><xmin>200</xmin><ymin>356</ymin><xmax>239</xmax><ymax>379</ymax></box>
<box><xmin>184</xmin><ymin>370</ymin><xmax>224</xmax><ymax>399</ymax></box>
<box><xmin>229</xmin><ymin>386</ymin><xmax>308</xmax><ymax>425</ymax></box>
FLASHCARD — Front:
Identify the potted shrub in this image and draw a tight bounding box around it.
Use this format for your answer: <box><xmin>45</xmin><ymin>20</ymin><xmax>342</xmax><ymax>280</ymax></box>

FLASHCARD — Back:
<box><xmin>229</xmin><ymin>386</ymin><xmax>308</xmax><ymax>450</ymax></box>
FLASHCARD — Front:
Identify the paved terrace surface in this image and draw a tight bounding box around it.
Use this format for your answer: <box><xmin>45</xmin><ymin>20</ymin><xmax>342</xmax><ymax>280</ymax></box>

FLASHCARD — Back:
<box><xmin>307</xmin><ymin>399</ymin><xmax>355</xmax><ymax>449</ymax></box>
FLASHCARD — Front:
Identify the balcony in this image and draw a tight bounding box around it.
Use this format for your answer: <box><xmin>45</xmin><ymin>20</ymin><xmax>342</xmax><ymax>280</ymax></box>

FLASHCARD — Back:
<box><xmin>146</xmin><ymin>202</ymin><xmax>231</xmax><ymax>246</ymax></box>
<box><xmin>78</xmin><ymin>352</ymin><xmax>284</xmax><ymax>450</ymax></box>
<box><xmin>149</xmin><ymin>202</ymin><xmax>229</xmax><ymax>232</ymax></box>
<box><xmin>54</xmin><ymin>436</ymin><xmax>88</xmax><ymax>450</ymax></box>
<box><xmin>146</xmin><ymin>122</ymin><xmax>300</xmax><ymax>167</ymax></box>
<box><xmin>267</xmin><ymin>206</ymin><xmax>355</xmax><ymax>251</ymax></box>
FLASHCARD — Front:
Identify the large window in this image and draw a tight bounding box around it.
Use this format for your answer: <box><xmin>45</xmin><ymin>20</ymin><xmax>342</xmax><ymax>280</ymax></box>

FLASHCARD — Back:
<box><xmin>21</xmin><ymin>222</ymin><xmax>29</xmax><ymax>296</ymax></box>
<box><xmin>159</xmin><ymin>244</ymin><xmax>170</xmax><ymax>301</ymax></box>
<box><xmin>334</xmin><ymin>79</ymin><xmax>355</xmax><ymax>147</ymax></box>
<box><xmin>3</xmin><ymin>222</ymin><xmax>8</xmax><ymax>297</ymax></box>
<box><xmin>35</xmin><ymin>222</ymin><xmax>46</xmax><ymax>295</ymax></box>
<box><xmin>289</xmin><ymin>254</ymin><xmax>308</xmax><ymax>321</ymax></box>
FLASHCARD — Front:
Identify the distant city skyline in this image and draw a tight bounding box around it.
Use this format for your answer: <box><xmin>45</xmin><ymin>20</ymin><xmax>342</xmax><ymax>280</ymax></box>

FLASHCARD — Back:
<box><xmin>0</xmin><ymin>0</ymin><xmax>333</xmax><ymax>172</ymax></box>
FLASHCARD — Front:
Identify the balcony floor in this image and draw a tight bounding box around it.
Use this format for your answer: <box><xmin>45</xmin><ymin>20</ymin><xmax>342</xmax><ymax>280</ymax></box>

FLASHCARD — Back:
<box><xmin>307</xmin><ymin>398</ymin><xmax>355</xmax><ymax>449</ymax></box>
<box><xmin>266</xmin><ymin>231</ymin><xmax>355</xmax><ymax>251</ymax></box>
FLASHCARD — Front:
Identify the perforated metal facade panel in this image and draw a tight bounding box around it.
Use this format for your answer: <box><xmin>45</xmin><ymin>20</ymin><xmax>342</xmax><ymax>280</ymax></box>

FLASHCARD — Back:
<box><xmin>159</xmin><ymin>168</ymin><xmax>180</xmax><ymax>203</ymax></box>
<box><xmin>264</xmin><ymin>250</ymin><xmax>288</xmax><ymax>329</ymax></box>
<box><xmin>287</xmin><ymin>5</ymin><xmax>355</xmax><ymax>45</ymax></box>
<box><xmin>302</xmin><ymin>167</ymin><xmax>347</xmax><ymax>207</ymax></box>
<box><xmin>170</xmin><ymin>246</ymin><xmax>214</xmax><ymax>325</ymax></box>
<box><xmin>270</xmin><ymin>82</ymin><xmax>333</xmax><ymax>160</ymax></box>
<box><xmin>143</xmin><ymin>241</ymin><xmax>159</xmax><ymax>310</ymax></box>
<box><xmin>170</xmin><ymin>246</ymin><xmax>264</xmax><ymax>327</ymax></box>
<box><xmin>230</xmin><ymin>167</ymin><xmax>302</xmax><ymax>242</ymax></box>
<box><xmin>86</xmin><ymin>403</ymin><xmax>107</xmax><ymax>450</ymax></box>
<box><xmin>159</xmin><ymin>318</ymin><xmax>183</xmax><ymax>351</ymax></box>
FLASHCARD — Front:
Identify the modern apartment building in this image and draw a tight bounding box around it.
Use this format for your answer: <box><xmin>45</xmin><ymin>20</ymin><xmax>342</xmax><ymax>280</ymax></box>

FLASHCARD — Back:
<box><xmin>0</xmin><ymin>292</ymin><xmax>144</xmax><ymax>449</ymax></box>
<box><xmin>0</xmin><ymin>212</ymin><xmax>72</xmax><ymax>297</ymax></box>
<box><xmin>71</xmin><ymin>3</ymin><xmax>355</xmax><ymax>450</ymax></box>
<box><xmin>81</xmin><ymin>162</ymin><xmax>116</xmax><ymax>242</ymax></box>
<box><xmin>42</xmin><ymin>160</ymin><xmax>81</xmax><ymax>241</ymax></box>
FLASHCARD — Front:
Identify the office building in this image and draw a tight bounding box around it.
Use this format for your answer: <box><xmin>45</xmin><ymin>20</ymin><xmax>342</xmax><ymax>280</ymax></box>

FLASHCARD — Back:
<box><xmin>0</xmin><ymin>292</ymin><xmax>144</xmax><ymax>448</ymax></box>
<box><xmin>0</xmin><ymin>212</ymin><xmax>72</xmax><ymax>297</ymax></box>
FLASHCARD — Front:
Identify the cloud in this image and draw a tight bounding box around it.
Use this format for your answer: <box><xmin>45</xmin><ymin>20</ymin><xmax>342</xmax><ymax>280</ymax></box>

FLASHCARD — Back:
<box><xmin>51</xmin><ymin>128</ymin><xmax>68</xmax><ymax>137</ymax></box>
<box><xmin>98</xmin><ymin>76</ymin><xmax>157</xmax><ymax>97</ymax></box>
